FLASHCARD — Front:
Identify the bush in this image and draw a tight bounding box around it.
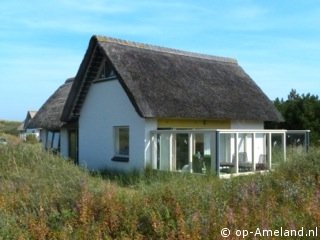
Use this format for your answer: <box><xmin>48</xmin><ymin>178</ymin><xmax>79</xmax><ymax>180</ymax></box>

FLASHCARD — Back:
<box><xmin>0</xmin><ymin>144</ymin><xmax>319</xmax><ymax>239</ymax></box>
<box><xmin>0</xmin><ymin>120</ymin><xmax>21</xmax><ymax>135</ymax></box>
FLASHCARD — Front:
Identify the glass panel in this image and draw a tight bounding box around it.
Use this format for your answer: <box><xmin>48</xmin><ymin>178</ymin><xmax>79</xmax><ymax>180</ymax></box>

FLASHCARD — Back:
<box><xmin>52</xmin><ymin>132</ymin><xmax>60</xmax><ymax>150</ymax></box>
<box><xmin>99</xmin><ymin>61</ymin><xmax>112</xmax><ymax>79</ymax></box>
<box><xmin>176</xmin><ymin>133</ymin><xmax>189</xmax><ymax>171</ymax></box>
<box><xmin>255</xmin><ymin>133</ymin><xmax>268</xmax><ymax>171</ymax></box>
<box><xmin>237</xmin><ymin>133</ymin><xmax>253</xmax><ymax>173</ymax></box>
<box><xmin>203</xmin><ymin>133</ymin><xmax>212</xmax><ymax>173</ymax></box>
<box><xmin>193</xmin><ymin>134</ymin><xmax>204</xmax><ymax>173</ymax></box>
<box><xmin>271</xmin><ymin>133</ymin><xmax>284</xmax><ymax>169</ymax></box>
<box><xmin>287</xmin><ymin>132</ymin><xmax>307</xmax><ymax>154</ymax></box>
<box><xmin>116</xmin><ymin>127</ymin><xmax>129</xmax><ymax>155</ymax></box>
<box><xmin>46</xmin><ymin>131</ymin><xmax>53</xmax><ymax>149</ymax></box>
<box><xmin>203</xmin><ymin>133</ymin><xmax>211</xmax><ymax>156</ymax></box>
<box><xmin>219</xmin><ymin>133</ymin><xmax>234</xmax><ymax>174</ymax></box>
<box><xmin>158</xmin><ymin>133</ymin><xmax>171</xmax><ymax>170</ymax></box>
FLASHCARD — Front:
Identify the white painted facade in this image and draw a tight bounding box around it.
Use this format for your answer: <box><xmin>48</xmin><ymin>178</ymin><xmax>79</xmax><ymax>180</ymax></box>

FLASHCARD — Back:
<box><xmin>231</xmin><ymin>120</ymin><xmax>264</xmax><ymax>130</ymax></box>
<box><xmin>76</xmin><ymin>80</ymin><xmax>272</xmax><ymax>172</ymax></box>
<box><xmin>78</xmin><ymin>79</ymin><xmax>157</xmax><ymax>171</ymax></box>
<box><xmin>74</xmin><ymin>77</ymin><xmax>280</xmax><ymax>173</ymax></box>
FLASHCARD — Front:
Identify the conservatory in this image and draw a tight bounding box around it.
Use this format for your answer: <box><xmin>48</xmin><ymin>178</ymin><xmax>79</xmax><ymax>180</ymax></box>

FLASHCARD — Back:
<box><xmin>150</xmin><ymin>129</ymin><xmax>310</xmax><ymax>177</ymax></box>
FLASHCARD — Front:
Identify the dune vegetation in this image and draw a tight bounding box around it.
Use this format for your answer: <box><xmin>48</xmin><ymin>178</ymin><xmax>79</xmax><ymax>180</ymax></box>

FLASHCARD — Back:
<box><xmin>0</xmin><ymin>142</ymin><xmax>319</xmax><ymax>239</ymax></box>
<box><xmin>0</xmin><ymin>120</ymin><xmax>20</xmax><ymax>136</ymax></box>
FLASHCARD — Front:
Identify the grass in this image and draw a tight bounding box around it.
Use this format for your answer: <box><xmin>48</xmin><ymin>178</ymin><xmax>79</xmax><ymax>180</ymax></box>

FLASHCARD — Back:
<box><xmin>0</xmin><ymin>143</ymin><xmax>320</xmax><ymax>239</ymax></box>
<box><xmin>0</xmin><ymin>120</ymin><xmax>21</xmax><ymax>136</ymax></box>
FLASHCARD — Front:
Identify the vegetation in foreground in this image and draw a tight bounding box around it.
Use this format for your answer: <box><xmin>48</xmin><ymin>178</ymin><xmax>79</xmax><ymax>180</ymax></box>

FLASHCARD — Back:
<box><xmin>0</xmin><ymin>144</ymin><xmax>320</xmax><ymax>239</ymax></box>
<box><xmin>0</xmin><ymin>120</ymin><xmax>21</xmax><ymax>136</ymax></box>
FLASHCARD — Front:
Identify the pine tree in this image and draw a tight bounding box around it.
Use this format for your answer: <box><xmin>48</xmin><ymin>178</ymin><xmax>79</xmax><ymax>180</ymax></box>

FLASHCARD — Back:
<box><xmin>267</xmin><ymin>89</ymin><xmax>320</xmax><ymax>145</ymax></box>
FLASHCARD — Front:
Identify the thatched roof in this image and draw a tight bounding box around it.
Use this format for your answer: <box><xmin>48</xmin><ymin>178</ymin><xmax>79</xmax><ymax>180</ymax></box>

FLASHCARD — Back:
<box><xmin>17</xmin><ymin>111</ymin><xmax>37</xmax><ymax>131</ymax></box>
<box><xmin>28</xmin><ymin>78</ymin><xmax>74</xmax><ymax>130</ymax></box>
<box><xmin>62</xmin><ymin>36</ymin><xmax>283</xmax><ymax>122</ymax></box>
<box><xmin>28</xmin><ymin>111</ymin><xmax>37</xmax><ymax>119</ymax></box>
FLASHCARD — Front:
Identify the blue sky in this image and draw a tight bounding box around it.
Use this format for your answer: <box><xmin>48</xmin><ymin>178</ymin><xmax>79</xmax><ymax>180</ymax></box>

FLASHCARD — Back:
<box><xmin>1</xmin><ymin>0</ymin><xmax>319</xmax><ymax>121</ymax></box>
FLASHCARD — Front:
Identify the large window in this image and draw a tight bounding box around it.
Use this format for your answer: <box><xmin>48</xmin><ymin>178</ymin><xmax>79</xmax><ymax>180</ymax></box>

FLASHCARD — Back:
<box><xmin>114</xmin><ymin>127</ymin><xmax>129</xmax><ymax>157</ymax></box>
<box><xmin>46</xmin><ymin>131</ymin><xmax>60</xmax><ymax>153</ymax></box>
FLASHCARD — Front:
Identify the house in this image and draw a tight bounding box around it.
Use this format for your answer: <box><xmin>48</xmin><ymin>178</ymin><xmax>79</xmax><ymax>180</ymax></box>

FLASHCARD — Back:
<box><xmin>17</xmin><ymin>111</ymin><xmax>40</xmax><ymax>141</ymax></box>
<box><xmin>28</xmin><ymin>78</ymin><xmax>77</xmax><ymax>160</ymax></box>
<box><xmin>59</xmin><ymin>35</ymin><xmax>306</xmax><ymax>175</ymax></box>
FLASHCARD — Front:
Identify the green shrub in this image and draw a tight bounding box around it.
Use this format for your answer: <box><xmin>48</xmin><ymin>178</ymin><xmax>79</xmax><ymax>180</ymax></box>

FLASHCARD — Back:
<box><xmin>0</xmin><ymin>144</ymin><xmax>319</xmax><ymax>239</ymax></box>
<box><xmin>0</xmin><ymin>120</ymin><xmax>20</xmax><ymax>136</ymax></box>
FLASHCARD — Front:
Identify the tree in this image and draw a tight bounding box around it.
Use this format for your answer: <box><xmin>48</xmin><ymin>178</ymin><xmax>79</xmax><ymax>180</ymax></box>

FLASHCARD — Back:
<box><xmin>266</xmin><ymin>89</ymin><xmax>320</xmax><ymax>145</ymax></box>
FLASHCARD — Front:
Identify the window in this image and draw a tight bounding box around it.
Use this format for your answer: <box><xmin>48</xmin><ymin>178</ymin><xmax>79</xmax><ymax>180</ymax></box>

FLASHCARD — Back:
<box><xmin>99</xmin><ymin>61</ymin><xmax>112</xmax><ymax>79</ymax></box>
<box><xmin>46</xmin><ymin>131</ymin><xmax>60</xmax><ymax>153</ymax></box>
<box><xmin>52</xmin><ymin>132</ymin><xmax>60</xmax><ymax>150</ymax></box>
<box><xmin>114</xmin><ymin>127</ymin><xmax>129</xmax><ymax>160</ymax></box>
<box><xmin>46</xmin><ymin>131</ymin><xmax>53</xmax><ymax>149</ymax></box>
<box><xmin>94</xmin><ymin>60</ymin><xmax>117</xmax><ymax>84</ymax></box>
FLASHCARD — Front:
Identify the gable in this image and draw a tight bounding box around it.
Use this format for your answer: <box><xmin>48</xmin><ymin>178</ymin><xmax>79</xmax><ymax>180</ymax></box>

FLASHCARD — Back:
<box><xmin>62</xmin><ymin>36</ymin><xmax>283</xmax><ymax>123</ymax></box>
<box><xmin>28</xmin><ymin>79</ymin><xmax>74</xmax><ymax>130</ymax></box>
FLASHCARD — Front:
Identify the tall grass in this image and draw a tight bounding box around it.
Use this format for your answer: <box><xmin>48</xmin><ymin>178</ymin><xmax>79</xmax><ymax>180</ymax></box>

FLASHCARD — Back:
<box><xmin>0</xmin><ymin>120</ymin><xmax>20</xmax><ymax>136</ymax></box>
<box><xmin>0</xmin><ymin>143</ymin><xmax>319</xmax><ymax>239</ymax></box>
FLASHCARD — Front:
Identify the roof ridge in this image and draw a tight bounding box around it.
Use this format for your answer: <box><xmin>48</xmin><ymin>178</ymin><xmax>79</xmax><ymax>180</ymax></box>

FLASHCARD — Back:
<box><xmin>95</xmin><ymin>35</ymin><xmax>238</xmax><ymax>64</ymax></box>
<box><xmin>65</xmin><ymin>77</ymin><xmax>75</xmax><ymax>84</ymax></box>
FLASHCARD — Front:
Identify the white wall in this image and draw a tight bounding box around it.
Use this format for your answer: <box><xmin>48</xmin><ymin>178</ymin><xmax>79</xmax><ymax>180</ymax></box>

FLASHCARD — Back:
<box><xmin>231</xmin><ymin>120</ymin><xmax>264</xmax><ymax>130</ymax></box>
<box><xmin>79</xmin><ymin>79</ymin><xmax>157</xmax><ymax>172</ymax></box>
<box><xmin>144</xmin><ymin>119</ymin><xmax>158</xmax><ymax>167</ymax></box>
